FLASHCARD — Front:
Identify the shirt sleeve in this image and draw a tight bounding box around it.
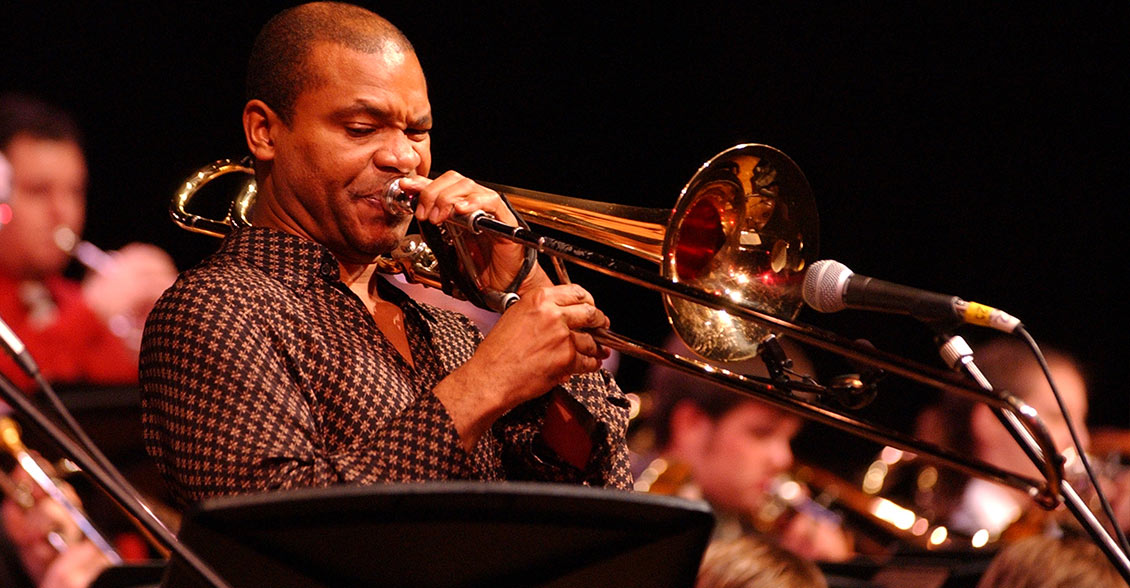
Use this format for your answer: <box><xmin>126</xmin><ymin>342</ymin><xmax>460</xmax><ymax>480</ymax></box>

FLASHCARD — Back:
<box><xmin>492</xmin><ymin>370</ymin><xmax>634</xmax><ymax>490</ymax></box>
<box><xmin>140</xmin><ymin>278</ymin><xmax>477</xmax><ymax>506</ymax></box>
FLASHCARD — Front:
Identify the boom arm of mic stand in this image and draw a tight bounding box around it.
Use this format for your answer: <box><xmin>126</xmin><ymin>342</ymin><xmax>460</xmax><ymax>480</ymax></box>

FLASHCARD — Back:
<box><xmin>0</xmin><ymin>373</ymin><xmax>233</xmax><ymax>588</ymax></box>
<box><xmin>939</xmin><ymin>334</ymin><xmax>1130</xmax><ymax>583</ymax></box>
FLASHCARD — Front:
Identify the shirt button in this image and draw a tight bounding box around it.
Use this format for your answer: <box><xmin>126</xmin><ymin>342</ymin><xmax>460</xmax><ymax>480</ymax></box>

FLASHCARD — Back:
<box><xmin>319</xmin><ymin>261</ymin><xmax>337</xmax><ymax>278</ymax></box>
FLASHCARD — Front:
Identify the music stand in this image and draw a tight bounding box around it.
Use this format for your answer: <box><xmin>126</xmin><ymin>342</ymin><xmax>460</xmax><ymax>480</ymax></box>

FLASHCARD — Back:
<box><xmin>165</xmin><ymin>482</ymin><xmax>714</xmax><ymax>588</ymax></box>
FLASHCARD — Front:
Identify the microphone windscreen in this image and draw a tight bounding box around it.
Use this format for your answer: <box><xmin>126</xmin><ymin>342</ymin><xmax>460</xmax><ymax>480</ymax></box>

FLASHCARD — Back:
<box><xmin>803</xmin><ymin>259</ymin><xmax>853</xmax><ymax>313</ymax></box>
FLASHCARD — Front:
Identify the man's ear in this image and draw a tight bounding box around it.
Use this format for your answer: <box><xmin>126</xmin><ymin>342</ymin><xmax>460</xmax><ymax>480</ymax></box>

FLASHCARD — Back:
<box><xmin>243</xmin><ymin>99</ymin><xmax>280</xmax><ymax>161</ymax></box>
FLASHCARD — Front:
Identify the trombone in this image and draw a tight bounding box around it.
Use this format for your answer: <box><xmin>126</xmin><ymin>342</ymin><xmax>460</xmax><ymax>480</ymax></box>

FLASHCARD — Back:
<box><xmin>170</xmin><ymin>144</ymin><xmax>1124</xmax><ymax>571</ymax></box>
<box><xmin>0</xmin><ymin>416</ymin><xmax>122</xmax><ymax>564</ymax></box>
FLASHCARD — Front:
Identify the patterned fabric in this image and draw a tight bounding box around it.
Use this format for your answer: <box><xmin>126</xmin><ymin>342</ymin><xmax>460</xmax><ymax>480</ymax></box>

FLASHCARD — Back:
<box><xmin>140</xmin><ymin>227</ymin><xmax>632</xmax><ymax>506</ymax></box>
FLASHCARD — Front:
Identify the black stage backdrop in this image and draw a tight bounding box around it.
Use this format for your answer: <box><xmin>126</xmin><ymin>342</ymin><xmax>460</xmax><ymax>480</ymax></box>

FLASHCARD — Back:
<box><xmin>3</xmin><ymin>3</ymin><xmax>1128</xmax><ymax>471</ymax></box>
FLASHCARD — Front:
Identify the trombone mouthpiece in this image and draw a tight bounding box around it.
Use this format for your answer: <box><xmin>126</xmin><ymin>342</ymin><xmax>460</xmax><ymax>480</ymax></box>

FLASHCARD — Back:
<box><xmin>383</xmin><ymin>178</ymin><xmax>416</xmax><ymax>218</ymax></box>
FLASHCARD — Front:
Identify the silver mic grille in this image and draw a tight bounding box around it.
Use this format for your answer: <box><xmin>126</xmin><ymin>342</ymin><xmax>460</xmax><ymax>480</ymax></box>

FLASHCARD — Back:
<box><xmin>802</xmin><ymin>259</ymin><xmax>853</xmax><ymax>313</ymax></box>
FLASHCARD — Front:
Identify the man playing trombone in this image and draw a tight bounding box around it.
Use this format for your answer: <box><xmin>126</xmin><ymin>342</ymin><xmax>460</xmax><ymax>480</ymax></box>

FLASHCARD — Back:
<box><xmin>139</xmin><ymin>2</ymin><xmax>632</xmax><ymax>506</ymax></box>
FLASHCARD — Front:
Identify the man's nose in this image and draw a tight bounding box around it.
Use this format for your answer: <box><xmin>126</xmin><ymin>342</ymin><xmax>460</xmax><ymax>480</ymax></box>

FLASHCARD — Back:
<box><xmin>372</xmin><ymin>132</ymin><xmax>422</xmax><ymax>173</ymax></box>
<box><xmin>772</xmin><ymin>440</ymin><xmax>794</xmax><ymax>472</ymax></box>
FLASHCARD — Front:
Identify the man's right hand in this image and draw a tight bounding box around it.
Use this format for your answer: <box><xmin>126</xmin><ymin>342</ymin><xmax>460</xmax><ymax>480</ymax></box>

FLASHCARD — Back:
<box><xmin>433</xmin><ymin>283</ymin><xmax>610</xmax><ymax>452</ymax></box>
<box><xmin>81</xmin><ymin>242</ymin><xmax>177</xmax><ymax>349</ymax></box>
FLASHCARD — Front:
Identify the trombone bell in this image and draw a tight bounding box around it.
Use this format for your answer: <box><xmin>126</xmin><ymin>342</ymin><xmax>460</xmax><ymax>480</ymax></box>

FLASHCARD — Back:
<box><xmin>662</xmin><ymin>144</ymin><xmax>818</xmax><ymax>360</ymax></box>
<box><xmin>488</xmin><ymin>145</ymin><xmax>818</xmax><ymax>361</ymax></box>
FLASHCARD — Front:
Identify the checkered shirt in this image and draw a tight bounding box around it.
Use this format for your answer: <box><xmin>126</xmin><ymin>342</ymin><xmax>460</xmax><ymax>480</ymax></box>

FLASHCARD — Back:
<box><xmin>140</xmin><ymin>227</ymin><xmax>632</xmax><ymax>506</ymax></box>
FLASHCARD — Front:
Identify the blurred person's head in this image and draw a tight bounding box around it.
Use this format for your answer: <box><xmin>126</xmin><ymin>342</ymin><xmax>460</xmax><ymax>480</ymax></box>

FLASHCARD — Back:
<box><xmin>649</xmin><ymin>335</ymin><xmax>809</xmax><ymax>515</ymax></box>
<box><xmin>975</xmin><ymin>533</ymin><xmax>1125</xmax><ymax>588</ymax></box>
<box><xmin>920</xmin><ymin>338</ymin><xmax>1087</xmax><ymax>483</ymax></box>
<box><xmin>696</xmin><ymin>535</ymin><xmax>827</xmax><ymax>588</ymax></box>
<box><xmin>917</xmin><ymin>337</ymin><xmax>1088</xmax><ymax>479</ymax></box>
<box><xmin>0</xmin><ymin>93</ymin><xmax>87</xmax><ymax>281</ymax></box>
<box><xmin>972</xmin><ymin>338</ymin><xmax>1088</xmax><ymax>477</ymax></box>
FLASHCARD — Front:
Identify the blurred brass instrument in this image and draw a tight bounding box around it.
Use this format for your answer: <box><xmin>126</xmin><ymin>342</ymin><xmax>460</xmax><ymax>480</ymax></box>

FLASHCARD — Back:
<box><xmin>0</xmin><ymin>417</ymin><xmax>123</xmax><ymax>564</ymax></box>
<box><xmin>634</xmin><ymin>453</ymin><xmax>948</xmax><ymax>557</ymax></box>
<box><xmin>171</xmin><ymin>144</ymin><xmax>1086</xmax><ymax>557</ymax></box>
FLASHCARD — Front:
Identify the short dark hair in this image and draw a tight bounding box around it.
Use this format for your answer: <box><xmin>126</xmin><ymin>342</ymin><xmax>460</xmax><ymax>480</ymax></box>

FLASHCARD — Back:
<box><xmin>246</xmin><ymin>2</ymin><xmax>415</xmax><ymax>124</ymax></box>
<box><xmin>0</xmin><ymin>93</ymin><xmax>83</xmax><ymax>152</ymax></box>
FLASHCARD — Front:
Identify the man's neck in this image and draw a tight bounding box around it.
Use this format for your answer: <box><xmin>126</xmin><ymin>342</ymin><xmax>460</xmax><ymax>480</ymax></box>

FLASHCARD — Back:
<box><xmin>343</xmin><ymin>263</ymin><xmax>381</xmax><ymax>308</ymax></box>
<box><xmin>341</xmin><ymin>262</ymin><xmax>375</xmax><ymax>288</ymax></box>
<box><xmin>348</xmin><ymin>262</ymin><xmax>415</xmax><ymax>367</ymax></box>
<box><xmin>250</xmin><ymin>191</ymin><xmax>382</xmax><ymax>286</ymax></box>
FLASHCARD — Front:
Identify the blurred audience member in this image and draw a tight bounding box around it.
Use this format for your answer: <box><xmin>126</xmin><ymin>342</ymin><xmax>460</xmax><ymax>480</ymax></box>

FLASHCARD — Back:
<box><xmin>975</xmin><ymin>533</ymin><xmax>1126</xmax><ymax>588</ymax></box>
<box><xmin>0</xmin><ymin>93</ymin><xmax>176</xmax><ymax>391</ymax></box>
<box><xmin>1</xmin><ymin>93</ymin><xmax>174</xmax><ymax>585</ymax></box>
<box><xmin>696</xmin><ymin>535</ymin><xmax>827</xmax><ymax>588</ymax></box>
<box><xmin>634</xmin><ymin>334</ymin><xmax>852</xmax><ymax>562</ymax></box>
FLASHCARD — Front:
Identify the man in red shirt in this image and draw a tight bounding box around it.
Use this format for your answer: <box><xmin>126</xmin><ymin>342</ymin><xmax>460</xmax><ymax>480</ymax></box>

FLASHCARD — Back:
<box><xmin>0</xmin><ymin>93</ymin><xmax>176</xmax><ymax>392</ymax></box>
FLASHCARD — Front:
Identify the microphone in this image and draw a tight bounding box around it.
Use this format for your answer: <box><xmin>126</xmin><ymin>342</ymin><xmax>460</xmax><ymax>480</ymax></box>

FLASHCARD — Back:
<box><xmin>803</xmin><ymin>259</ymin><xmax>1022</xmax><ymax>333</ymax></box>
<box><xmin>0</xmin><ymin>316</ymin><xmax>40</xmax><ymax>378</ymax></box>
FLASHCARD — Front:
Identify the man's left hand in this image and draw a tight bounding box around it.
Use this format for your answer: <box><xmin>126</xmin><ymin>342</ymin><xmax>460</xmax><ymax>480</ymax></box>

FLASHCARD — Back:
<box><xmin>398</xmin><ymin>171</ymin><xmax>553</xmax><ymax>296</ymax></box>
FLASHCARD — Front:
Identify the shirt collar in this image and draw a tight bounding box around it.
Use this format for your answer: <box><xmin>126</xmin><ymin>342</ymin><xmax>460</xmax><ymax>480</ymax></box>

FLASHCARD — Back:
<box><xmin>217</xmin><ymin>226</ymin><xmax>438</xmax><ymax>323</ymax></box>
<box><xmin>217</xmin><ymin>226</ymin><xmax>343</xmax><ymax>291</ymax></box>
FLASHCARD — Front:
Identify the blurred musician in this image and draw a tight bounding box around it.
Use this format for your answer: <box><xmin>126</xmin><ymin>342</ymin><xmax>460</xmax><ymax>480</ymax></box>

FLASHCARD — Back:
<box><xmin>0</xmin><ymin>116</ymin><xmax>120</xmax><ymax>586</ymax></box>
<box><xmin>0</xmin><ymin>460</ymin><xmax>110</xmax><ymax>588</ymax></box>
<box><xmin>633</xmin><ymin>335</ymin><xmax>853</xmax><ymax>562</ymax></box>
<box><xmin>896</xmin><ymin>337</ymin><xmax>1117</xmax><ymax>545</ymax></box>
<box><xmin>1</xmin><ymin>149</ymin><xmax>11</xmax><ymax>204</ymax></box>
<box><xmin>139</xmin><ymin>2</ymin><xmax>631</xmax><ymax>506</ymax></box>
<box><xmin>696</xmin><ymin>535</ymin><xmax>828</xmax><ymax>588</ymax></box>
<box><xmin>976</xmin><ymin>532</ymin><xmax>1127</xmax><ymax>588</ymax></box>
<box><xmin>0</xmin><ymin>93</ymin><xmax>177</xmax><ymax>392</ymax></box>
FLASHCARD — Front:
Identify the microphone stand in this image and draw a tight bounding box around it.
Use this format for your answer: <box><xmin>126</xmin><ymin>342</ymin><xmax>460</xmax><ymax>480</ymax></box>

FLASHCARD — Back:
<box><xmin>0</xmin><ymin>373</ymin><xmax>232</xmax><ymax>588</ymax></box>
<box><xmin>935</xmin><ymin>333</ymin><xmax>1130</xmax><ymax>582</ymax></box>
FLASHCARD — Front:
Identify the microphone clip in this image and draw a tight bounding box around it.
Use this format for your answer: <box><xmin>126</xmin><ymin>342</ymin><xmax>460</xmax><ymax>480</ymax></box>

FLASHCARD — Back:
<box><xmin>758</xmin><ymin>336</ymin><xmax>793</xmax><ymax>385</ymax></box>
<box><xmin>827</xmin><ymin>339</ymin><xmax>886</xmax><ymax>410</ymax></box>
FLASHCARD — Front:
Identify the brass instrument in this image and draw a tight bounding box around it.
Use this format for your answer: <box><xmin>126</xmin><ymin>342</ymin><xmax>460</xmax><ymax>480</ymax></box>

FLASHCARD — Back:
<box><xmin>171</xmin><ymin>144</ymin><xmax>1107</xmax><ymax>564</ymax></box>
<box><xmin>0</xmin><ymin>417</ymin><xmax>123</xmax><ymax>564</ymax></box>
<box><xmin>174</xmin><ymin>145</ymin><xmax>815</xmax><ymax>359</ymax></box>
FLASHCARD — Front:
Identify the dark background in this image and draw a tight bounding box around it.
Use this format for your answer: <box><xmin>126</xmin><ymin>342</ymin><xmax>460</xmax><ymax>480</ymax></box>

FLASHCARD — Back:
<box><xmin>3</xmin><ymin>3</ymin><xmax>1128</xmax><ymax>467</ymax></box>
